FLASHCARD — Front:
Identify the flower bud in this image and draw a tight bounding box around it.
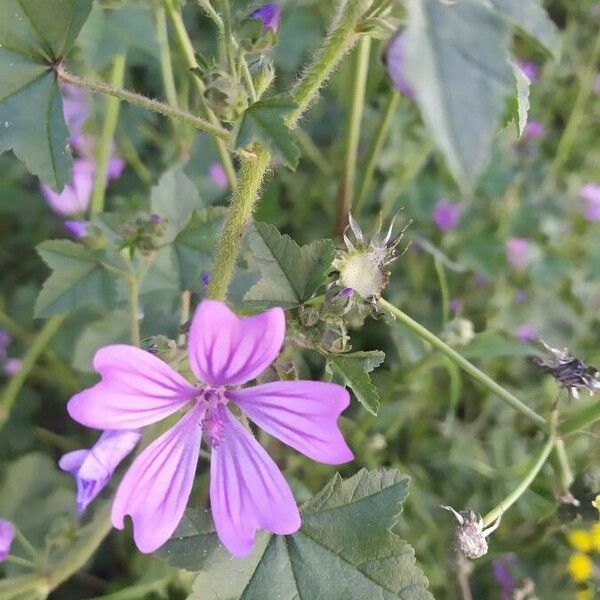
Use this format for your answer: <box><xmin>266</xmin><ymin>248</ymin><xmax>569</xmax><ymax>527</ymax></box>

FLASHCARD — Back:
<box><xmin>441</xmin><ymin>318</ymin><xmax>475</xmax><ymax>347</ymax></box>
<box><xmin>442</xmin><ymin>505</ymin><xmax>501</xmax><ymax>560</ymax></box>
<box><xmin>203</xmin><ymin>71</ymin><xmax>249</xmax><ymax>122</ymax></box>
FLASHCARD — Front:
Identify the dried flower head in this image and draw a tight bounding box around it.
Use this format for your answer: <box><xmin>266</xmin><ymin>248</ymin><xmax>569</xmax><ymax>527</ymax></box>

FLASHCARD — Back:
<box><xmin>532</xmin><ymin>340</ymin><xmax>600</xmax><ymax>399</ymax></box>
<box><xmin>442</xmin><ymin>505</ymin><xmax>501</xmax><ymax>560</ymax></box>
<box><xmin>332</xmin><ymin>213</ymin><xmax>410</xmax><ymax>300</ymax></box>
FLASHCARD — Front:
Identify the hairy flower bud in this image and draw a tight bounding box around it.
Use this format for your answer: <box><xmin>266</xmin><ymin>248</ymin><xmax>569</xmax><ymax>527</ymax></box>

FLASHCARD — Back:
<box><xmin>203</xmin><ymin>71</ymin><xmax>249</xmax><ymax>122</ymax></box>
<box><xmin>442</xmin><ymin>505</ymin><xmax>501</xmax><ymax>560</ymax></box>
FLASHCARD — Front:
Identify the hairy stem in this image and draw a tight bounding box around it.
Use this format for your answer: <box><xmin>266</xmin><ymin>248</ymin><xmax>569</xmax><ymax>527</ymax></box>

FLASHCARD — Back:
<box><xmin>483</xmin><ymin>432</ymin><xmax>556</xmax><ymax>526</ymax></box>
<box><xmin>89</xmin><ymin>54</ymin><xmax>126</xmax><ymax>214</ymax></box>
<box><xmin>337</xmin><ymin>35</ymin><xmax>371</xmax><ymax>233</ymax></box>
<box><xmin>163</xmin><ymin>0</ymin><xmax>238</xmax><ymax>189</ymax></box>
<box><xmin>354</xmin><ymin>91</ymin><xmax>399</xmax><ymax>216</ymax></box>
<box><xmin>378</xmin><ymin>298</ymin><xmax>548</xmax><ymax>428</ymax></box>
<box><xmin>0</xmin><ymin>315</ymin><xmax>65</xmax><ymax>429</ymax></box>
<box><xmin>57</xmin><ymin>65</ymin><xmax>230</xmax><ymax>142</ymax></box>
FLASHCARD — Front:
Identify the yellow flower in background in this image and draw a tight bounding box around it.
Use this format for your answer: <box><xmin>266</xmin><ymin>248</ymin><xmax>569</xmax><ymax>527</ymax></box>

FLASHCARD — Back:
<box><xmin>575</xmin><ymin>589</ymin><xmax>594</xmax><ymax>600</ymax></box>
<box><xmin>591</xmin><ymin>523</ymin><xmax>600</xmax><ymax>552</ymax></box>
<box><xmin>570</xmin><ymin>529</ymin><xmax>593</xmax><ymax>553</ymax></box>
<box><xmin>568</xmin><ymin>553</ymin><xmax>593</xmax><ymax>582</ymax></box>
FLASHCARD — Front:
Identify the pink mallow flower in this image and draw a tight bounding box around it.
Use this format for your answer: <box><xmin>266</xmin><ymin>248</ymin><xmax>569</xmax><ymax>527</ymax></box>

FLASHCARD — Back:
<box><xmin>208</xmin><ymin>162</ymin><xmax>228</xmax><ymax>190</ymax></box>
<box><xmin>522</xmin><ymin>120</ymin><xmax>545</xmax><ymax>141</ymax></box>
<box><xmin>580</xmin><ymin>183</ymin><xmax>600</xmax><ymax>222</ymax></box>
<box><xmin>62</xmin><ymin>84</ymin><xmax>89</xmax><ymax>148</ymax></box>
<box><xmin>432</xmin><ymin>199</ymin><xmax>462</xmax><ymax>231</ymax></box>
<box><xmin>0</xmin><ymin>518</ymin><xmax>15</xmax><ymax>562</ymax></box>
<box><xmin>506</xmin><ymin>237</ymin><xmax>530</xmax><ymax>269</ymax></box>
<box><xmin>516</xmin><ymin>324</ymin><xmax>536</xmax><ymax>342</ymax></box>
<box><xmin>516</xmin><ymin>60</ymin><xmax>539</xmax><ymax>84</ymax></box>
<box><xmin>385</xmin><ymin>32</ymin><xmax>415</xmax><ymax>99</ymax></box>
<box><xmin>41</xmin><ymin>159</ymin><xmax>95</xmax><ymax>216</ymax></box>
<box><xmin>3</xmin><ymin>358</ymin><xmax>22</xmax><ymax>377</ymax></box>
<box><xmin>249</xmin><ymin>3</ymin><xmax>281</xmax><ymax>33</ymax></box>
<box><xmin>59</xmin><ymin>430</ymin><xmax>141</xmax><ymax>514</ymax></box>
<box><xmin>67</xmin><ymin>300</ymin><xmax>353</xmax><ymax>556</ymax></box>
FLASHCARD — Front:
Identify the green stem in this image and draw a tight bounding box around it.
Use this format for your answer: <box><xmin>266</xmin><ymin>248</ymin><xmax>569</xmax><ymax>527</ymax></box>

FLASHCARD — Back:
<box><xmin>89</xmin><ymin>54</ymin><xmax>127</xmax><ymax>215</ymax></box>
<box><xmin>337</xmin><ymin>35</ymin><xmax>371</xmax><ymax>233</ymax></box>
<box><xmin>155</xmin><ymin>6</ymin><xmax>179</xmax><ymax>108</ymax></box>
<box><xmin>434</xmin><ymin>256</ymin><xmax>450</xmax><ymax>325</ymax></box>
<box><xmin>553</xmin><ymin>438</ymin><xmax>574</xmax><ymax>490</ymax></box>
<box><xmin>354</xmin><ymin>90</ymin><xmax>399</xmax><ymax>216</ymax></box>
<box><xmin>240</xmin><ymin>55</ymin><xmax>258</xmax><ymax>102</ymax></box>
<box><xmin>128</xmin><ymin>276</ymin><xmax>140</xmax><ymax>347</ymax></box>
<box><xmin>56</xmin><ymin>65</ymin><xmax>230</xmax><ymax>144</ymax></box>
<box><xmin>483</xmin><ymin>433</ymin><xmax>556</xmax><ymax>526</ymax></box>
<box><xmin>378</xmin><ymin>298</ymin><xmax>548</xmax><ymax>428</ymax></box>
<box><xmin>218</xmin><ymin>0</ymin><xmax>237</xmax><ymax>76</ymax></box>
<box><xmin>0</xmin><ymin>315</ymin><xmax>65</xmax><ymax>429</ymax></box>
<box><xmin>14</xmin><ymin>527</ymin><xmax>41</xmax><ymax>563</ymax></box>
<box><xmin>5</xmin><ymin>555</ymin><xmax>36</xmax><ymax>569</ymax></box>
<box><xmin>288</xmin><ymin>0</ymin><xmax>366</xmax><ymax>128</ymax></box>
<box><xmin>295</xmin><ymin>127</ymin><xmax>333</xmax><ymax>175</ymax></box>
<box><xmin>163</xmin><ymin>0</ymin><xmax>237</xmax><ymax>190</ymax></box>
<box><xmin>552</xmin><ymin>29</ymin><xmax>600</xmax><ymax>176</ymax></box>
<box><xmin>207</xmin><ymin>0</ymin><xmax>365</xmax><ymax>299</ymax></box>
<box><xmin>559</xmin><ymin>399</ymin><xmax>600</xmax><ymax>435</ymax></box>
<box><xmin>207</xmin><ymin>147</ymin><xmax>271</xmax><ymax>300</ymax></box>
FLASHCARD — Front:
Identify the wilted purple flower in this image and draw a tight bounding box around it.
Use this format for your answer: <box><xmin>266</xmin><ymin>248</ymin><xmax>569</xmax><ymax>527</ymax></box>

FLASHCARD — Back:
<box><xmin>580</xmin><ymin>183</ymin><xmax>600</xmax><ymax>222</ymax></box>
<box><xmin>506</xmin><ymin>237</ymin><xmax>530</xmax><ymax>269</ymax></box>
<box><xmin>516</xmin><ymin>60</ymin><xmax>539</xmax><ymax>84</ymax></box>
<box><xmin>515</xmin><ymin>290</ymin><xmax>528</xmax><ymax>303</ymax></box>
<box><xmin>249</xmin><ymin>3</ymin><xmax>281</xmax><ymax>33</ymax></box>
<box><xmin>516</xmin><ymin>324</ymin><xmax>536</xmax><ymax>342</ymax></box>
<box><xmin>432</xmin><ymin>199</ymin><xmax>462</xmax><ymax>231</ymax></box>
<box><xmin>41</xmin><ymin>159</ymin><xmax>95</xmax><ymax>216</ymax></box>
<box><xmin>493</xmin><ymin>555</ymin><xmax>517</xmax><ymax>600</ymax></box>
<box><xmin>0</xmin><ymin>519</ymin><xmax>15</xmax><ymax>562</ymax></box>
<box><xmin>3</xmin><ymin>358</ymin><xmax>22</xmax><ymax>377</ymax></box>
<box><xmin>522</xmin><ymin>120</ymin><xmax>546</xmax><ymax>141</ymax></box>
<box><xmin>67</xmin><ymin>300</ymin><xmax>353</xmax><ymax>556</ymax></box>
<box><xmin>208</xmin><ymin>162</ymin><xmax>228</xmax><ymax>189</ymax></box>
<box><xmin>339</xmin><ymin>287</ymin><xmax>354</xmax><ymax>298</ymax></box>
<box><xmin>59</xmin><ymin>430</ymin><xmax>140</xmax><ymax>513</ymax></box>
<box><xmin>385</xmin><ymin>32</ymin><xmax>415</xmax><ymax>98</ymax></box>
<box><xmin>64</xmin><ymin>220</ymin><xmax>89</xmax><ymax>239</ymax></box>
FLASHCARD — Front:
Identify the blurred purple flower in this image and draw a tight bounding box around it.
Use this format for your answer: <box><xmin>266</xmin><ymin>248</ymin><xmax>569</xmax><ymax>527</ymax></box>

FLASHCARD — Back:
<box><xmin>515</xmin><ymin>290</ymin><xmax>528</xmax><ymax>303</ymax></box>
<box><xmin>62</xmin><ymin>84</ymin><xmax>88</xmax><ymax>146</ymax></box>
<box><xmin>449</xmin><ymin>298</ymin><xmax>463</xmax><ymax>313</ymax></box>
<box><xmin>522</xmin><ymin>120</ymin><xmax>546</xmax><ymax>141</ymax></box>
<box><xmin>3</xmin><ymin>358</ymin><xmax>22</xmax><ymax>377</ymax></box>
<box><xmin>493</xmin><ymin>555</ymin><xmax>517</xmax><ymax>600</ymax></box>
<box><xmin>208</xmin><ymin>162</ymin><xmax>228</xmax><ymax>189</ymax></box>
<box><xmin>41</xmin><ymin>159</ymin><xmax>95</xmax><ymax>216</ymax></box>
<box><xmin>59</xmin><ymin>430</ymin><xmax>141</xmax><ymax>513</ymax></box>
<box><xmin>107</xmin><ymin>155</ymin><xmax>126</xmax><ymax>182</ymax></box>
<box><xmin>594</xmin><ymin>74</ymin><xmax>600</xmax><ymax>94</ymax></box>
<box><xmin>67</xmin><ymin>300</ymin><xmax>353</xmax><ymax>556</ymax></box>
<box><xmin>432</xmin><ymin>199</ymin><xmax>462</xmax><ymax>231</ymax></box>
<box><xmin>0</xmin><ymin>330</ymin><xmax>10</xmax><ymax>361</ymax></box>
<box><xmin>250</xmin><ymin>3</ymin><xmax>281</xmax><ymax>33</ymax></box>
<box><xmin>580</xmin><ymin>183</ymin><xmax>600</xmax><ymax>222</ymax></box>
<box><xmin>339</xmin><ymin>287</ymin><xmax>354</xmax><ymax>298</ymax></box>
<box><xmin>516</xmin><ymin>60</ymin><xmax>539</xmax><ymax>84</ymax></box>
<box><xmin>385</xmin><ymin>32</ymin><xmax>415</xmax><ymax>98</ymax></box>
<box><xmin>473</xmin><ymin>274</ymin><xmax>489</xmax><ymax>287</ymax></box>
<box><xmin>516</xmin><ymin>324</ymin><xmax>536</xmax><ymax>342</ymax></box>
<box><xmin>64</xmin><ymin>220</ymin><xmax>89</xmax><ymax>239</ymax></box>
<box><xmin>506</xmin><ymin>237</ymin><xmax>530</xmax><ymax>269</ymax></box>
<box><xmin>0</xmin><ymin>519</ymin><xmax>15</xmax><ymax>562</ymax></box>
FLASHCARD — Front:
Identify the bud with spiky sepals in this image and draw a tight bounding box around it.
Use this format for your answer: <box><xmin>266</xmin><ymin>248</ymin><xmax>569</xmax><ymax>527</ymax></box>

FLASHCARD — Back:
<box><xmin>331</xmin><ymin>213</ymin><xmax>410</xmax><ymax>301</ymax></box>
<box><xmin>203</xmin><ymin>70</ymin><xmax>249</xmax><ymax>122</ymax></box>
<box><xmin>441</xmin><ymin>505</ymin><xmax>501</xmax><ymax>560</ymax></box>
<box><xmin>532</xmin><ymin>340</ymin><xmax>600</xmax><ymax>399</ymax></box>
<box><xmin>249</xmin><ymin>56</ymin><xmax>276</xmax><ymax>98</ymax></box>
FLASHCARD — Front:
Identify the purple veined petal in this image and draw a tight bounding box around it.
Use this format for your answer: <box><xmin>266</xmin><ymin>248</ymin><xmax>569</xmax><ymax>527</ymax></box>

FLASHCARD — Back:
<box><xmin>228</xmin><ymin>381</ymin><xmax>354</xmax><ymax>465</ymax></box>
<box><xmin>187</xmin><ymin>300</ymin><xmax>285</xmax><ymax>387</ymax></box>
<box><xmin>60</xmin><ymin>430</ymin><xmax>141</xmax><ymax>513</ymax></box>
<box><xmin>0</xmin><ymin>518</ymin><xmax>15</xmax><ymax>562</ymax></box>
<box><xmin>210</xmin><ymin>409</ymin><xmax>301</xmax><ymax>557</ymax></box>
<box><xmin>111</xmin><ymin>408</ymin><xmax>203</xmax><ymax>553</ymax></box>
<box><xmin>385</xmin><ymin>32</ymin><xmax>415</xmax><ymax>98</ymax></box>
<box><xmin>68</xmin><ymin>345</ymin><xmax>198</xmax><ymax>430</ymax></box>
<box><xmin>41</xmin><ymin>159</ymin><xmax>95</xmax><ymax>216</ymax></box>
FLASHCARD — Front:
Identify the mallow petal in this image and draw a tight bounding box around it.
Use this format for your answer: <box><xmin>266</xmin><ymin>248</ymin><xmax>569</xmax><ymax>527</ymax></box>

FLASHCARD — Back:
<box><xmin>60</xmin><ymin>430</ymin><xmax>141</xmax><ymax>513</ymax></box>
<box><xmin>228</xmin><ymin>381</ymin><xmax>353</xmax><ymax>465</ymax></box>
<box><xmin>0</xmin><ymin>518</ymin><xmax>15</xmax><ymax>562</ymax></box>
<box><xmin>210</xmin><ymin>409</ymin><xmax>300</xmax><ymax>557</ymax></box>
<box><xmin>111</xmin><ymin>408</ymin><xmax>202</xmax><ymax>553</ymax></box>
<box><xmin>188</xmin><ymin>300</ymin><xmax>285</xmax><ymax>386</ymax></box>
<box><xmin>68</xmin><ymin>345</ymin><xmax>197</xmax><ymax>430</ymax></box>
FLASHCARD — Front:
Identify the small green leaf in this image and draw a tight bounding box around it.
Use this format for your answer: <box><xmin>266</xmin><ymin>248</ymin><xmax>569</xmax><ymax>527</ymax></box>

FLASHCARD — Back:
<box><xmin>0</xmin><ymin>0</ymin><xmax>93</xmax><ymax>189</ymax></box>
<box><xmin>171</xmin><ymin>207</ymin><xmax>227</xmax><ymax>291</ymax></box>
<box><xmin>326</xmin><ymin>351</ymin><xmax>384</xmax><ymax>415</ymax></box>
<box><xmin>157</xmin><ymin>469</ymin><xmax>432</xmax><ymax>600</ymax></box>
<box><xmin>490</xmin><ymin>0</ymin><xmax>560</xmax><ymax>59</ymax></box>
<box><xmin>150</xmin><ymin>167</ymin><xmax>205</xmax><ymax>243</ymax></box>
<box><xmin>503</xmin><ymin>63</ymin><xmax>531</xmax><ymax>137</ymax></box>
<box><xmin>234</xmin><ymin>97</ymin><xmax>300</xmax><ymax>170</ymax></box>
<box><xmin>405</xmin><ymin>0</ymin><xmax>513</xmax><ymax>190</ymax></box>
<box><xmin>244</xmin><ymin>222</ymin><xmax>335</xmax><ymax>308</ymax></box>
<box><xmin>35</xmin><ymin>240</ymin><xmax>117</xmax><ymax>317</ymax></box>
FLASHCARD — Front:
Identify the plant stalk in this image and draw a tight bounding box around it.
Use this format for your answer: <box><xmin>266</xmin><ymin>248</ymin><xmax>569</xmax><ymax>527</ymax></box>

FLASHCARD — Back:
<box><xmin>378</xmin><ymin>297</ymin><xmax>548</xmax><ymax>428</ymax></box>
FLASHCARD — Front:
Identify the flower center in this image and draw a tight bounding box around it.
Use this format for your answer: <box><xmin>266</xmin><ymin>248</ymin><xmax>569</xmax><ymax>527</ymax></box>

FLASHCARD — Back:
<box><xmin>197</xmin><ymin>387</ymin><xmax>229</xmax><ymax>447</ymax></box>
